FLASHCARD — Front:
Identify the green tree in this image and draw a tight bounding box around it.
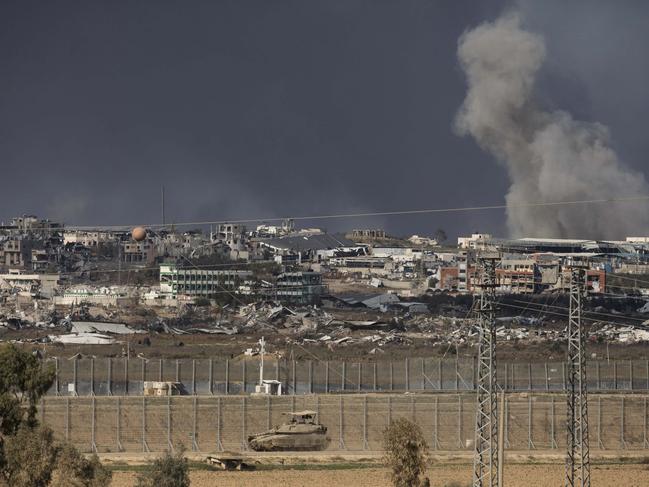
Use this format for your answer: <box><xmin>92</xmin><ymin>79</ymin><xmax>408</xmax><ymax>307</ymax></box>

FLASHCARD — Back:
<box><xmin>383</xmin><ymin>418</ymin><xmax>429</xmax><ymax>487</ymax></box>
<box><xmin>0</xmin><ymin>425</ymin><xmax>59</xmax><ymax>487</ymax></box>
<box><xmin>0</xmin><ymin>344</ymin><xmax>55</xmax><ymax>434</ymax></box>
<box><xmin>136</xmin><ymin>449</ymin><xmax>190</xmax><ymax>487</ymax></box>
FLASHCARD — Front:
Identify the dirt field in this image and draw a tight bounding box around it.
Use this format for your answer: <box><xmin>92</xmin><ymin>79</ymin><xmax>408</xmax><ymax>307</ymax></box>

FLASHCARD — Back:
<box><xmin>109</xmin><ymin>463</ymin><xmax>649</xmax><ymax>487</ymax></box>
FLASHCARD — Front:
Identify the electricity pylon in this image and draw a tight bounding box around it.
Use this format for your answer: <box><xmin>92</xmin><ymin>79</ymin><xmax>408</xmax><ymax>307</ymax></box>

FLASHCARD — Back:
<box><xmin>473</xmin><ymin>255</ymin><xmax>500</xmax><ymax>487</ymax></box>
<box><xmin>565</xmin><ymin>264</ymin><xmax>591</xmax><ymax>487</ymax></box>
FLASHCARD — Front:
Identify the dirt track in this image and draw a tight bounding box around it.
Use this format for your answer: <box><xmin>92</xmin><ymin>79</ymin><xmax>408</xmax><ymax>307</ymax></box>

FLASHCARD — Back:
<box><xmin>110</xmin><ymin>463</ymin><xmax>649</xmax><ymax>487</ymax></box>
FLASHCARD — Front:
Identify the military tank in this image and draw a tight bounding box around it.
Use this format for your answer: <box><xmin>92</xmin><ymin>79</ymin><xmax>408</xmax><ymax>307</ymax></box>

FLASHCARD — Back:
<box><xmin>248</xmin><ymin>410</ymin><xmax>329</xmax><ymax>451</ymax></box>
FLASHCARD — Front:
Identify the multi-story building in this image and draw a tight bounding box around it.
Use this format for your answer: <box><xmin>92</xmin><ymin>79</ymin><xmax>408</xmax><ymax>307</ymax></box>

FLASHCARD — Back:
<box><xmin>271</xmin><ymin>271</ymin><xmax>327</xmax><ymax>305</ymax></box>
<box><xmin>121</xmin><ymin>239</ymin><xmax>157</xmax><ymax>264</ymax></box>
<box><xmin>159</xmin><ymin>263</ymin><xmax>252</xmax><ymax>297</ymax></box>
<box><xmin>0</xmin><ymin>238</ymin><xmax>33</xmax><ymax>268</ymax></box>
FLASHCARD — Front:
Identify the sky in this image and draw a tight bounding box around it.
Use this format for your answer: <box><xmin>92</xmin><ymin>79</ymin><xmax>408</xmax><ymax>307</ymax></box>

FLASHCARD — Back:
<box><xmin>2</xmin><ymin>0</ymin><xmax>649</xmax><ymax>239</ymax></box>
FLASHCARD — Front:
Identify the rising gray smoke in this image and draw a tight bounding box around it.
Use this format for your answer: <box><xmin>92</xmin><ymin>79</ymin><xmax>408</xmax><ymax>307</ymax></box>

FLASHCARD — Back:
<box><xmin>455</xmin><ymin>13</ymin><xmax>649</xmax><ymax>239</ymax></box>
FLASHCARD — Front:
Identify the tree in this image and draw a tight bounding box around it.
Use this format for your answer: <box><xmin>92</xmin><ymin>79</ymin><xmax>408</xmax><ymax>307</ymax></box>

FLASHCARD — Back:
<box><xmin>0</xmin><ymin>344</ymin><xmax>55</xmax><ymax>434</ymax></box>
<box><xmin>136</xmin><ymin>449</ymin><xmax>190</xmax><ymax>487</ymax></box>
<box><xmin>0</xmin><ymin>425</ymin><xmax>59</xmax><ymax>487</ymax></box>
<box><xmin>0</xmin><ymin>426</ymin><xmax>111</xmax><ymax>487</ymax></box>
<box><xmin>383</xmin><ymin>418</ymin><xmax>429</xmax><ymax>487</ymax></box>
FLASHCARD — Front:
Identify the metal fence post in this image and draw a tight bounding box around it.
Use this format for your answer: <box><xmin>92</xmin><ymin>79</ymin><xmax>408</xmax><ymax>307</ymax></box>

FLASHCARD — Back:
<box><xmin>325</xmin><ymin>361</ymin><xmax>329</xmax><ymax>393</ymax></box>
<box><xmin>550</xmin><ymin>396</ymin><xmax>557</xmax><ymax>448</ymax></box>
<box><xmin>614</xmin><ymin>360</ymin><xmax>618</xmax><ymax>390</ymax></box>
<box><xmin>65</xmin><ymin>397</ymin><xmax>70</xmax><ymax>440</ymax></box>
<box><xmin>621</xmin><ymin>396</ymin><xmax>627</xmax><ymax>449</ymax></box>
<box><xmin>644</xmin><ymin>397</ymin><xmax>649</xmax><ymax>448</ymax></box>
<box><xmin>339</xmin><ymin>395</ymin><xmax>345</xmax><ymax>449</ymax></box>
<box><xmin>54</xmin><ymin>358</ymin><xmax>60</xmax><ymax>395</ymax></box>
<box><xmin>455</xmin><ymin>359</ymin><xmax>459</xmax><ymax>391</ymax></box>
<box><xmin>544</xmin><ymin>362</ymin><xmax>549</xmax><ymax>391</ymax></box>
<box><xmin>243</xmin><ymin>359</ymin><xmax>247</xmax><ymax>394</ymax></box>
<box><xmin>73</xmin><ymin>358</ymin><xmax>78</xmax><ymax>396</ymax></box>
<box><xmin>192</xmin><ymin>396</ymin><xmax>198</xmax><ymax>451</ymax></box>
<box><xmin>142</xmin><ymin>397</ymin><xmax>149</xmax><ymax>452</ymax></box>
<box><xmin>373</xmin><ymin>363</ymin><xmax>377</xmax><ymax>392</ymax></box>
<box><xmin>159</xmin><ymin>358</ymin><xmax>163</xmax><ymax>381</ymax></box>
<box><xmin>597</xmin><ymin>361</ymin><xmax>601</xmax><ymax>390</ymax></box>
<box><xmin>216</xmin><ymin>396</ymin><xmax>223</xmax><ymax>451</ymax></box>
<box><xmin>124</xmin><ymin>358</ymin><xmax>129</xmax><ymax>396</ymax></box>
<box><xmin>209</xmin><ymin>359</ymin><xmax>214</xmax><ymax>395</ymax></box>
<box><xmin>89</xmin><ymin>358</ymin><xmax>95</xmax><ymax>396</ymax></box>
<box><xmin>167</xmin><ymin>396</ymin><xmax>173</xmax><ymax>451</ymax></box>
<box><xmin>405</xmin><ymin>358</ymin><xmax>410</xmax><ymax>391</ymax></box>
<box><xmin>141</xmin><ymin>358</ymin><xmax>146</xmax><ymax>394</ymax></box>
<box><xmin>116</xmin><ymin>396</ymin><xmax>123</xmax><ymax>452</ymax></box>
<box><xmin>309</xmin><ymin>360</ymin><xmax>313</xmax><ymax>394</ymax></box>
<box><xmin>241</xmin><ymin>397</ymin><xmax>247</xmax><ymax>450</ymax></box>
<box><xmin>107</xmin><ymin>358</ymin><xmax>112</xmax><ymax>396</ymax></box>
<box><xmin>457</xmin><ymin>394</ymin><xmax>462</xmax><ymax>448</ymax></box>
<box><xmin>192</xmin><ymin>359</ymin><xmax>196</xmax><ymax>395</ymax></box>
<box><xmin>528</xmin><ymin>395</ymin><xmax>535</xmax><ymax>449</ymax></box>
<box><xmin>175</xmin><ymin>359</ymin><xmax>180</xmax><ymax>383</ymax></box>
<box><xmin>596</xmin><ymin>396</ymin><xmax>603</xmax><ymax>449</ymax></box>
<box><xmin>225</xmin><ymin>359</ymin><xmax>230</xmax><ymax>395</ymax></box>
<box><xmin>421</xmin><ymin>358</ymin><xmax>425</xmax><ymax>391</ymax></box>
<box><xmin>528</xmin><ymin>362</ymin><xmax>532</xmax><ymax>391</ymax></box>
<box><xmin>341</xmin><ymin>361</ymin><xmax>346</xmax><ymax>392</ymax></box>
<box><xmin>357</xmin><ymin>363</ymin><xmax>362</xmax><ymax>393</ymax></box>
<box><xmin>91</xmin><ymin>396</ymin><xmax>97</xmax><ymax>452</ymax></box>
<box><xmin>629</xmin><ymin>360</ymin><xmax>633</xmax><ymax>390</ymax></box>
<box><xmin>433</xmin><ymin>396</ymin><xmax>440</xmax><ymax>449</ymax></box>
<box><xmin>362</xmin><ymin>395</ymin><xmax>368</xmax><ymax>450</ymax></box>
<box><xmin>438</xmin><ymin>358</ymin><xmax>442</xmax><ymax>390</ymax></box>
<box><xmin>387</xmin><ymin>395</ymin><xmax>392</xmax><ymax>425</ymax></box>
<box><xmin>291</xmin><ymin>359</ymin><xmax>296</xmax><ymax>395</ymax></box>
<box><xmin>389</xmin><ymin>361</ymin><xmax>394</xmax><ymax>391</ymax></box>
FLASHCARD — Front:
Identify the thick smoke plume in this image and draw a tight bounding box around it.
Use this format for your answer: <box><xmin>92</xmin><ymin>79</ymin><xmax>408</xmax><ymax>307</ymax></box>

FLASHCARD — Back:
<box><xmin>455</xmin><ymin>13</ymin><xmax>649</xmax><ymax>239</ymax></box>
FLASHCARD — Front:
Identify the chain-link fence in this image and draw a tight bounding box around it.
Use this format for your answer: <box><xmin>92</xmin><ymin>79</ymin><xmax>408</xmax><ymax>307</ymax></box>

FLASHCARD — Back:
<box><xmin>46</xmin><ymin>357</ymin><xmax>649</xmax><ymax>396</ymax></box>
<box><xmin>39</xmin><ymin>393</ymin><xmax>649</xmax><ymax>453</ymax></box>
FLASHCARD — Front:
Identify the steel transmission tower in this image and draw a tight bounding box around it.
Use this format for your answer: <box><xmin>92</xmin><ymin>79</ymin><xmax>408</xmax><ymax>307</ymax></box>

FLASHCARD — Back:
<box><xmin>565</xmin><ymin>264</ymin><xmax>591</xmax><ymax>487</ymax></box>
<box><xmin>473</xmin><ymin>255</ymin><xmax>500</xmax><ymax>487</ymax></box>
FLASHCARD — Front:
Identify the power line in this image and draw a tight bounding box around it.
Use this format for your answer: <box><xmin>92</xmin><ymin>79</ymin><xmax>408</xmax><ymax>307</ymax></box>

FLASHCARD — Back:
<box><xmin>12</xmin><ymin>195</ymin><xmax>649</xmax><ymax>231</ymax></box>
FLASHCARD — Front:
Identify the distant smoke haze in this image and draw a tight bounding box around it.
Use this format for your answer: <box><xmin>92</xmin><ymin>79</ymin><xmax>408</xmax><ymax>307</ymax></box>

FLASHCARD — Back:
<box><xmin>455</xmin><ymin>12</ymin><xmax>649</xmax><ymax>239</ymax></box>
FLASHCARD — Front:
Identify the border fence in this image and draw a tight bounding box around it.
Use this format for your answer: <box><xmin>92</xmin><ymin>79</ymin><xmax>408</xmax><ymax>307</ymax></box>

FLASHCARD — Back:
<box><xmin>47</xmin><ymin>357</ymin><xmax>649</xmax><ymax>396</ymax></box>
<box><xmin>40</xmin><ymin>393</ymin><xmax>649</xmax><ymax>454</ymax></box>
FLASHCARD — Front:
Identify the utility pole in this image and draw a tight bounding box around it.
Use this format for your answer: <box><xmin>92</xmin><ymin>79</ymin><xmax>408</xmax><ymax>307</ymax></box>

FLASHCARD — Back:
<box><xmin>565</xmin><ymin>264</ymin><xmax>591</xmax><ymax>487</ymax></box>
<box><xmin>473</xmin><ymin>254</ymin><xmax>500</xmax><ymax>487</ymax></box>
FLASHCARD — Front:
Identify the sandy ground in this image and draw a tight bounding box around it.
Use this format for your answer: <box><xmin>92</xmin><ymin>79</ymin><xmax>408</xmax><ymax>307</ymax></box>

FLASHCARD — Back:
<box><xmin>109</xmin><ymin>463</ymin><xmax>649</xmax><ymax>487</ymax></box>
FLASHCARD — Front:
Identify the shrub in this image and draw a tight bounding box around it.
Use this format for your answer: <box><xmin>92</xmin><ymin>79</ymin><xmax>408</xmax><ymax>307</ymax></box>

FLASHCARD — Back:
<box><xmin>136</xmin><ymin>449</ymin><xmax>190</xmax><ymax>487</ymax></box>
<box><xmin>0</xmin><ymin>425</ymin><xmax>110</xmax><ymax>487</ymax></box>
<box><xmin>383</xmin><ymin>418</ymin><xmax>429</xmax><ymax>487</ymax></box>
<box><xmin>0</xmin><ymin>425</ymin><xmax>59</xmax><ymax>487</ymax></box>
<box><xmin>51</xmin><ymin>444</ymin><xmax>112</xmax><ymax>487</ymax></box>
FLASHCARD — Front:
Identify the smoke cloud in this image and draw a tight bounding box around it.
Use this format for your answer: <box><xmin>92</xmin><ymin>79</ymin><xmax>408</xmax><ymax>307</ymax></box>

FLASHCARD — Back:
<box><xmin>455</xmin><ymin>12</ymin><xmax>649</xmax><ymax>239</ymax></box>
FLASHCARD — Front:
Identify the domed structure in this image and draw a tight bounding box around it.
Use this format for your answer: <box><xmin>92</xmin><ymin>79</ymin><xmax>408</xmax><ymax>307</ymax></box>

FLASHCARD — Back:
<box><xmin>131</xmin><ymin>226</ymin><xmax>147</xmax><ymax>242</ymax></box>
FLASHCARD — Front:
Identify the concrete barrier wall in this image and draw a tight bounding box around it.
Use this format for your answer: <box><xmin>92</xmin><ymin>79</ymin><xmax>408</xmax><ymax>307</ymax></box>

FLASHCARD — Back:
<box><xmin>47</xmin><ymin>357</ymin><xmax>649</xmax><ymax>396</ymax></box>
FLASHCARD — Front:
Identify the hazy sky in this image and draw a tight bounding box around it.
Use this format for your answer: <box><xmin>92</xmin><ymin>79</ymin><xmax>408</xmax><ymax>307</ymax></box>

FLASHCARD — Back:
<box><xmin>2</xmin><ymin>1</ymin><xmax>649</xmax><ymax>238</ymax></box>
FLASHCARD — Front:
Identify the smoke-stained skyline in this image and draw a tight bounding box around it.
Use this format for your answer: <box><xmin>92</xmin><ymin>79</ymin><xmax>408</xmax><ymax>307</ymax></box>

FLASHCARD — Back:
<box><xmin>2</xmin><ymin>1</ymin><xmax>649</xmax><ymax>239</ymax></box>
